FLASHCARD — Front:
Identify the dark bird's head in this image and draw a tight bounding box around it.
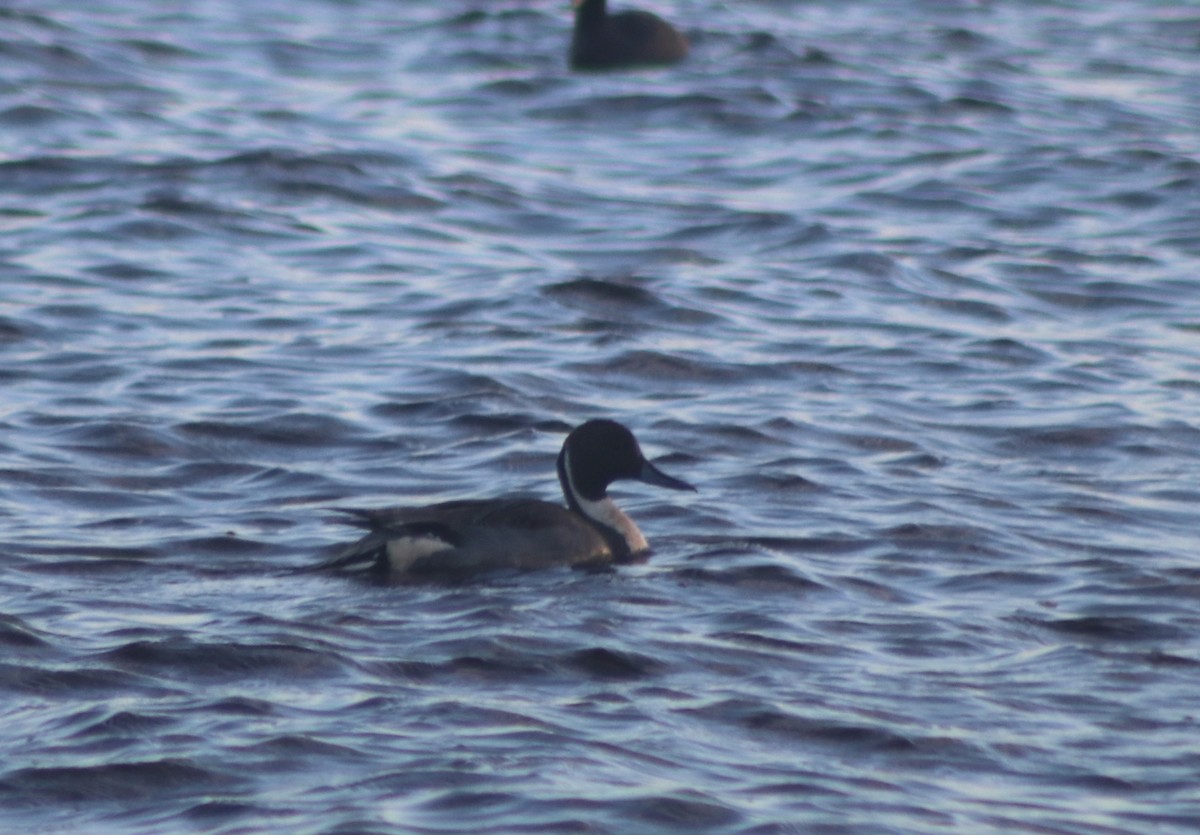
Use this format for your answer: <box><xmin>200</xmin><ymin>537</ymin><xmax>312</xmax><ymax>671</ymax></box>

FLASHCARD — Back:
<box><xmin>557</xmin><ymin>419</ymin><xmax>695</xmax><ymax>510</ymax></box>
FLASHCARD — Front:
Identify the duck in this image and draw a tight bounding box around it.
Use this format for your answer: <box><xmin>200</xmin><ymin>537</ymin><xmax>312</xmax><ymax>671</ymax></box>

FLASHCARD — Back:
<box><xmin>321</xmin><ymin>419</ymin><xmax>695</xmax><ymax>580</ymax></box>
<box><xmin>569</xmin><ymin>0</ymin><xmax>690</xmax><ymax>71</ymax></box>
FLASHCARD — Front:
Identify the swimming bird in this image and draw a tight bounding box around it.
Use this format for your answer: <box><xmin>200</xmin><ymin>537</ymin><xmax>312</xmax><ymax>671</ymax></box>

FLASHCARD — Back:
<box><xmin>569</xmin><ymin>0</ymin><xmax>690</xmax><ymax>71</ymax></box>
<box><xmin>321</xmin><ymin>419</ymin><xmax>695</xmax><ymax>580</ymax></box>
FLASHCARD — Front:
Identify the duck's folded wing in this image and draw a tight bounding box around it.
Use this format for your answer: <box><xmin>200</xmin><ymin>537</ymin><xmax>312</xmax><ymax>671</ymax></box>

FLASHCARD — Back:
<box><xmin>331</xmin><ymin>501</ymin><xmax>480</xmax><ymax>531</ymax></box>
<box><xmin>318</xmin><ymin>506</ymin><xmax>467</xmax><ymax>576</ymax></box>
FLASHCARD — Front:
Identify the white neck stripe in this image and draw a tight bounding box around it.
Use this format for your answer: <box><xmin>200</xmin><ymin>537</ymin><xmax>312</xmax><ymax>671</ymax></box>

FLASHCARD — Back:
<box><xmin>562</xmin><ymin>448</ymin><xmax>648</xmax><ymax>554</ymax></box>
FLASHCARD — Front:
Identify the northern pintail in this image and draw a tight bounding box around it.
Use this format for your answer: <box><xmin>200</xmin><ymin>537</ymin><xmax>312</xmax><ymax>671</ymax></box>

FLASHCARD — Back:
<box><xmin>322</xmin><ymin>419</ymin><xmax>694</xmax><ymax>579</ymax></box>
<box><xmin>570</xmin><ymin>0</ymin><xmax>690</xmax><ymax>71</ymax></box>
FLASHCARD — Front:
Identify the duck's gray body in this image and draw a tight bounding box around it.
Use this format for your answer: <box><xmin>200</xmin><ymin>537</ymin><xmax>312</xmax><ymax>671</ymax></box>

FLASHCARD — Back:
<box><xmin>331</xmin><ymin>499</ymin><xmax>619</xmax><ymax>576</ymax></box>
<box><xmin>322</xmin><ymin>419</ymin><xmax>693</xmax><ymax>580</ymax></box>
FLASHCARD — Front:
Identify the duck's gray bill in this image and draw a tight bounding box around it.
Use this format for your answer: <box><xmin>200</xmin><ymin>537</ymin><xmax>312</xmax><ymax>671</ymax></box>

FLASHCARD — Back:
<box><xmin>639</xmin><ymin>459</ymin><xmax>696</xmax><ymax>492</ymax></box>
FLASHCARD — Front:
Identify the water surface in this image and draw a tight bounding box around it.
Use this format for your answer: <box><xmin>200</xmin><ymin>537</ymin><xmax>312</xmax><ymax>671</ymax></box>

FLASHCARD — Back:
<box><xmin>2</xmin><ymin>1</ymin><xmax>1199</xmax><ymax>832</ymax></box>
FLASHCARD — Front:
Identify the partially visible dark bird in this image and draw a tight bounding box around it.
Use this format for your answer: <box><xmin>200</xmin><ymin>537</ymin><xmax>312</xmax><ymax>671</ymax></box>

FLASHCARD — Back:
<box><xmin>570</xmin><ymin>0</ymin><xmax>689</xmax><ymax>71</ymax></box>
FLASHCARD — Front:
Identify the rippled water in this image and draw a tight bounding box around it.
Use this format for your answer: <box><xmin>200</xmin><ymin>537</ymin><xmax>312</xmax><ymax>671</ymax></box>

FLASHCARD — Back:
<box><xmin>3</xmin><ymin>1</ymin><xmax>1200</xmax><ymax>832</ymax></box>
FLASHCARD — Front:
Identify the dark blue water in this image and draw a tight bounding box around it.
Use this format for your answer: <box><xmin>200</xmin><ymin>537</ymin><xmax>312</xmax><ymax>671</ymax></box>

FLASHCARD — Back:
<box><xmin>3</xmin><ymin>1</ymin><xmax>1199</xmax><ymax>832</ymax></box>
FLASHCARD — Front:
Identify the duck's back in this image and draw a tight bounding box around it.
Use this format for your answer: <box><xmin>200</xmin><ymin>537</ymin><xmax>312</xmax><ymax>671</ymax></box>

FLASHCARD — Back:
<box><xmin>327</xmin><ymin>499</ymin><xmax>615</xmax><ymax>578</ymax></box>
<box><xmin>571</xmin><ymin>9</ymin><xmax>689</xmax><ymax>70</ymax></box>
